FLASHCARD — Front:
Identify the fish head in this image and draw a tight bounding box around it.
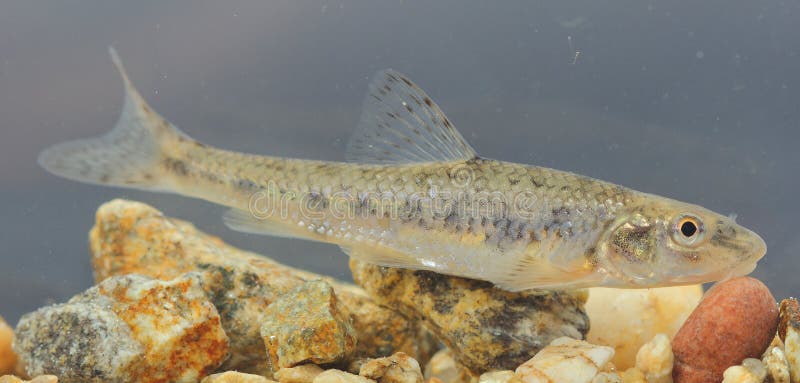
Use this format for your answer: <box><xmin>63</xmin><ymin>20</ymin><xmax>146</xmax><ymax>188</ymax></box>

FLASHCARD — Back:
<box><xmin>600</xmin><ymin>197</ymin><xmax>766</xmax><ymax>287</ymax></box>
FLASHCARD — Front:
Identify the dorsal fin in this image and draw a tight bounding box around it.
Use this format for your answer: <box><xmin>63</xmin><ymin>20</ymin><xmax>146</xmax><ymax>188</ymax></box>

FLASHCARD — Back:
<box><xmin>345</xmin><ymin>70</ymin><xmax>477</xmax><ymax>164</ymax></box>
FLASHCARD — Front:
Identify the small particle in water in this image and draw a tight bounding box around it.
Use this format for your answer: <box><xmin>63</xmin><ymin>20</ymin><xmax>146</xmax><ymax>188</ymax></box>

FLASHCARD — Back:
<box><xmin>696</xmin><ymin>51</ymin><xmax>705</xmax><ymax>59</ymax></box>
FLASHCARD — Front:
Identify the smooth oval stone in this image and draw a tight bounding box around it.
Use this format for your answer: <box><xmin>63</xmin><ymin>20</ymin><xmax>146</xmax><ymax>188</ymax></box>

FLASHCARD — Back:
<box><xmin>672</xmin><ymin>277</ymin><xmax>778</xmax><ymax>383</ymax></box>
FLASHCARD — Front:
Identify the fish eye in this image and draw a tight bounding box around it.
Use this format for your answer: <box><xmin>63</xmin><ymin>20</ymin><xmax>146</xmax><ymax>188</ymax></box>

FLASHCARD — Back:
<box><xmin>672</xmin><ymin>214</ymin><xmax>704</xmax><ymax>246</ymax></box>
<box><xmin>680</xmin><ymin>220</ymin><xmax>697</xmax><ymax>237</ymax></box>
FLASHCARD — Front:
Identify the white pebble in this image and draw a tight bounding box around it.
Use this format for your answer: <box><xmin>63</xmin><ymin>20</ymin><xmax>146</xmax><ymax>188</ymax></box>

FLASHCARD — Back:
<box><xmin>721</xmin><ymin>358</ymin><xmax>767</xmax><ymax>383</ymax></box>
<box><xmin>479</xmin><ymin>371</ymin><xmax>514</xmax><ymax>383</ymax></box>
<box><xmin>511</xmin><ymin>337</ymin><xmax>615</xmax><ymax>383</ymax></box>
<box><xmin>634</xmin><ymin>334</ymin><xmax>673</xmax><ymax>383</ymax></box>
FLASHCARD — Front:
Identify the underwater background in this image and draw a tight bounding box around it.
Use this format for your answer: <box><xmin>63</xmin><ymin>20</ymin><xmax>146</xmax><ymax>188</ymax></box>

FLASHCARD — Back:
<box><xmin>0</xmin><ymin>1</ymin><xmax>797</xmax><ymax>323</ymax></box>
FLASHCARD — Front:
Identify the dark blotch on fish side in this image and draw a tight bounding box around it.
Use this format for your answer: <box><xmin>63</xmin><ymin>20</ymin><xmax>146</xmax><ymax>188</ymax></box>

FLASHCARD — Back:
<box><xmin>163</xmin><ymin>157</ymin><xmax>189</xmax><ymax>176</ymax></box>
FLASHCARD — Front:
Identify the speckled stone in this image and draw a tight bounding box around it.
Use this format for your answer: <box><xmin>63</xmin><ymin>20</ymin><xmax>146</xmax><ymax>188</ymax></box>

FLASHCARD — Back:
<box><xmin>13</xmin><ymin>273</ymin><xmax>229</xmax><ymax>383</ymax></box>
<box><xmin>202</xmin><ymin>371</ymin><xmax>278</xmax><ymax>383</ymax></box>
<box><xmin>672</xmin><ymin>277</ymin><xmax>778</xmax><ymax>383</ymax></box>
<box><xmin>261</xmin><ymin>280</ymin><xmax>356</xmax><ymax>372</ymax></box>
<box><xmin>350</xmin><ymin>261</ymin><xmax>589</xmax><ymax>375</ymax></box>
<box><xmin>761</xmin><ymin>346</ymin><xmax>790</xmax><ymax>383</ymax></box>
<box><xmin>359</xmin><ymin>353</ymin><xmax>423</xmax><ymax>383</ymax></box>
<box><xmin>90</xmin><ymin>199</ymin><xmax>435</xmax><ymax>373</ymax></box>
<box><xmin>779</xmin><ymin>298</ymin><xmax>800</xmax><ymax>383</ymax></box>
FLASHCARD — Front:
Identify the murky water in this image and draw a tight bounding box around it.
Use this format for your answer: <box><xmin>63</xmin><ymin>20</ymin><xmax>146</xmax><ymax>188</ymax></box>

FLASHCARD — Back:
<box><xmin>1</xmin><ymin>1</ymin><xmax>798</xmax><ymax>323</ymax></box>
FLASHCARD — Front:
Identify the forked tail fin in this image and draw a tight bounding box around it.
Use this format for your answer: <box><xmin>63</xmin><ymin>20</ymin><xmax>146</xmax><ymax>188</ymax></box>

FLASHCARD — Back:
<box><xmin>38</xmin><ymin>47</ymin><xmax>189</xmax><ymax>191</ymax></box>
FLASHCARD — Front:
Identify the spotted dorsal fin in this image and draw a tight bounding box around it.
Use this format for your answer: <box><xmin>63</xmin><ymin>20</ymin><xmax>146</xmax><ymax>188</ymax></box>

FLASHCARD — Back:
<box><xmin>345</xmin><ymin>70</ymin><xmax>477</xmax><ymax>164</ymax></box>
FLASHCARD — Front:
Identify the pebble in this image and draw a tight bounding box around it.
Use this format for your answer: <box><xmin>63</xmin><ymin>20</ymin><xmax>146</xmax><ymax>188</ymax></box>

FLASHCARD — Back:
<box><xmin>620</xmin><ymin>368</ymin><xmax>646</xmax><ymax>383</ymax></box>
<box><xmin>586</xmin><ymin>286</ymin><xmax>702</xmax><ymax>369</ymax></box>
<box><xmin>90</xmin><ymin>199</ymin><xmax>433</xmax><ymax>373</ymax></box>
<box><xmin>761</xmin><ymin>346</ymin><xmax>789</xmax><ymax>383</ymax></box>
<box><xmin>13</xmin><ymin>273</ymin><xmax>230</xmax><ymax>383</ymax></box>
<box><xmin>261</xmin><ymin>280</ymin><xmax>356</xmax><ymax>373</ymax></box>
<box><xmin>314</xmin><ymin>370</ymin><xmax>375</xmax><ymax>383</ymax></box>
<box><xmin>721</xmin><ymin>358</ymin><xmax>767</xmax><ymax>383</ymax></box>
<box><xmin>672</xmin><ymin>277</ymin><xmax>778</xmax><ymax>383</ymax></box>
<box><xmin>359</xmin><ymin>353</ymin><xmax>424</xmax><ymax>383</ymax></box>
<box><xmin>351</xmin><ymin>261</ymin><xmax>589</xmax><ymax>374</ymax></box>
<box><xmin>0</xmin><ymin>376</ymin><xmax>57</xmax><ymax>383</ymax></box>
<box><xmin>477</xmin><ymin>371</ymin><xmax>514</xmax><ymax>383</ymax></box>
<box><xmin>275</xmin><ymin>365</ymin><xmax>325</xmax><ymax>383</ymax></box>
<box><xmin>634</xmin><ymin>334</ymin><xmax>673</xmax><ymax>383</ymax></box>
<box><xmin>591</xmin><ymin>373</ymin><xmax>622</xmax><ymax>383</ymax></box>
<box><xmin>202</xmin><ymin>371</ymin><xmax>278</xmax><ymax>383</ymax></box>
<box><xmin>0</xmin><ymin>317</ymin><xmax>17</xmax><ymax>375</ymax></box>
<box><xmin>778</xmin><ymin>298</ymin><xmax>800</xmax><ymax>382</ymax></box>
<box><xmin>509</xmin><ymin>337</ymin><xmax>615</xmax><ymax>383</ymax></box>
<box><xmin>424</xmin><ymin>349</ymin><xmax>466</xmax><ymax>383</ymax></box>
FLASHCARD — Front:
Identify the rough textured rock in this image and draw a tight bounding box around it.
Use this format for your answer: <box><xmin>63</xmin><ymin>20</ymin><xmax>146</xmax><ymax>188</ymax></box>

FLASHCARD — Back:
<box><xmin>721</xmin><ymin>358</ymin><xmax>767</xmax><ymax>383</ymax></box>
<box><xmin>509</xmin><ymin>337</ymin><xmax>615</xmax><ymax>383</ymax></box>
<box><xmin>13</xmin><ymin>273</ymin><xmax>229</xmax><ymax>383</ymax></box>
<box><xmin>90</xmin><ymin>199</ymin><xmax>434</xmax><ymax>372</ymax></box>
<box><xmin>202</xmin><ymin>371</ymin><xmax>277</xmax><ymax>383</ymax></box>
<box><xmin>586</xmin><ymin>286</ymin><xmax>701</xmax><ymax>369</ymax></box>
<box><xmin>0</xmin><ymin>317</ymin><xmax>16</xmax><ymax>375</ymax></box>
<box><xmin>0</xmin><ymin>376</ymin><xmax>57</xmax><ymax>383</ymax></box>
<box><xmin>761</xmin><ymin>346</ymin><xmax>790</xmax><ymax>383</ymax></box>
<box><xmin>350</xmin><ymin>261</ymin><xmax>589</xmax><ymax>375</ymax></box>
<box><xmin>275</xmin><ymin>365</ymin><xmax>325</xmax><ymax>383</ymax></box>
<box><xmin>779</xmin><ymin>298</ymin><xmax>800</xmax><ymax>383</ymax></box>
<box><xmin>314</xmin><ymin>370</ymin><xmax>374</xmax><ymax>383</ymax></box>
<box><xmin>359</xmin><ymin>353</ymin><xmax>423</xmax><ymax>383</ymax></box>
<box><xmin>261</xmin><ymin>280</ymin><xmax>356</xmax><ymax>372</ymax></box>
<box><xmin>672</xmin><ymin>277</ymin><xmax>778</xmax><ymax>383</ymax></box>
<box><xmin>634</xmin><ymin>334</ymin><xmax>673</xmax><ymax>383</ymax></box>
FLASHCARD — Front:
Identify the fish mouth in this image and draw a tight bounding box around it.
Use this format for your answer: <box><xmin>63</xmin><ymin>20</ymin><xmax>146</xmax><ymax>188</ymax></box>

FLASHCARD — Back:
<box><xmin>725</xmin><ymin>230</ymin><xmax>766</xmax><ymax>278</ymax></box>
<box><xmin>714</xmin><ymin>229</ymin><xmax>767</xmax><ymax>280</ymax></box>
<box><xmin>667</xmin><ymin>230</ymin><xmax>766</xmax><ymax>285</ymax></box>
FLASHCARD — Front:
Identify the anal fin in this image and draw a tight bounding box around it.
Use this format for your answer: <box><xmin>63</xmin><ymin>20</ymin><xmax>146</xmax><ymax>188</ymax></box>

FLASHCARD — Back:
<box><xmin>223</xmin><ymin>208</ymin><xmax>318</xmax><ymax>241</ymax></box>
<box><xmin>340</xmin><ymin>245</ymin><xmax>428</xmax><ymax>270</ymax></box>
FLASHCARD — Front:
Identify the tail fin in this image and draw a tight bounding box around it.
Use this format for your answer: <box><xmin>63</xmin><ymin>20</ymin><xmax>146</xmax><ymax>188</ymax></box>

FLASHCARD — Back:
<box><xmin>38</xmin><ymin>47</ymin><xmax>188</xmax><ymax>191</ymax></box>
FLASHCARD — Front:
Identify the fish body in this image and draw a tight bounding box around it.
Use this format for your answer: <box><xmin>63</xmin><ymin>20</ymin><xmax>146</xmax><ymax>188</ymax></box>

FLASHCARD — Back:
<box><xmin>38</xmin><ymin>48</ymin><xmax>766</xmax><ymax>290</ymax></box>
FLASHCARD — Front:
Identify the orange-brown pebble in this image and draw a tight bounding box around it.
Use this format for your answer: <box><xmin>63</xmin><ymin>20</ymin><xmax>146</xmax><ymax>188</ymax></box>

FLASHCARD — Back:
<box><xmin>0</xmin><ymin>375</ymin><xmax>57</xmax><ymax>383</ymax></box>
<box><xmin>672</xmin><ymin>277</ymin><xmax>778</xmax><ymax>383</ymax></box>
<box><xmin>0</xmin><ymin>317</ymin><xmax>17</xmax><ymax>375</ymax></box>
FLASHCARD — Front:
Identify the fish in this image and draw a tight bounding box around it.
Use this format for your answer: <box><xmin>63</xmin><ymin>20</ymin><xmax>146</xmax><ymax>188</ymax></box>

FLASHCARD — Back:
<box><xmin>38</xmin><ymin>48</ymin><xmax>767</xmax><ymax>291</ymax></box>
